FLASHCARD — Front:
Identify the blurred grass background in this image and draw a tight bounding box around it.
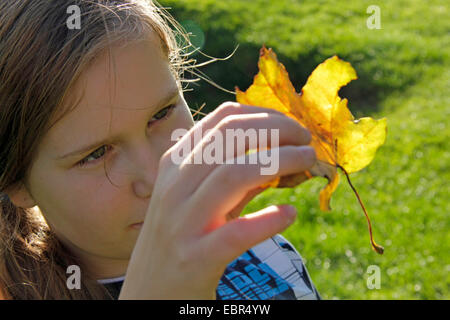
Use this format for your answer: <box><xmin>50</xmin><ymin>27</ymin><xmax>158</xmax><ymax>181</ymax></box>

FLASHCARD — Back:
<box><xmin>160</xmin><ymin>0</ymin><xmax>449</xmax><ymax>299</ymax></box>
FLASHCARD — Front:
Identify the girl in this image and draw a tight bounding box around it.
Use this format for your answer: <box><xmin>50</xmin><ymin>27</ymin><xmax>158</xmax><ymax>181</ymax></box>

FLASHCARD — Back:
<box><xmin>0</xmin><ymin>0</ymin><xmax>320</xmax><ymax>299</ymax></box>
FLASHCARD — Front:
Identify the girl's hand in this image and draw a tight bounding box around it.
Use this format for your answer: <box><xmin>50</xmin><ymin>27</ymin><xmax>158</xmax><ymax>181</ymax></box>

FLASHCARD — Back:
<box><xmin>119</xmin><ymin>102</ymin><xmax>316</xmax><ymax>299</ymax></box>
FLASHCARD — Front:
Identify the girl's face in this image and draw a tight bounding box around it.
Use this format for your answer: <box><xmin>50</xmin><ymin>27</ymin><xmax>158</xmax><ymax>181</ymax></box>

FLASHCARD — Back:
<box><xmin>24</xmin><ymin>38</ymin><xmax>194</xmax><ymax>278</ymax></box>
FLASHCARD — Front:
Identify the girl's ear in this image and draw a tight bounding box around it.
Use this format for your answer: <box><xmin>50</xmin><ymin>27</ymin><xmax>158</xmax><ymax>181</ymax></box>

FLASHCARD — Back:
<box><xmin>4</xmin><ymin>182</ymin><xmax>36</xmax><ymax>209</ymax></box>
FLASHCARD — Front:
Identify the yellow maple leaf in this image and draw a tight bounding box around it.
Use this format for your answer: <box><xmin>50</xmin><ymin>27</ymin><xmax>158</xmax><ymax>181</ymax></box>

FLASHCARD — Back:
<box><xmin>236</xmin><ymin>46</ymin><xmax>387</xmax><ymax>254</ymax></box>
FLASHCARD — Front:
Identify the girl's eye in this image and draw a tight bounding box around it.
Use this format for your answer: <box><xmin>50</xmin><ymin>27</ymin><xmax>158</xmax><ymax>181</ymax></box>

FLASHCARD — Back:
<box><xmin>148</xmin><ymin>104</ymin><xmax>176</xmax><ymax>126</ymax></box>
<box><xmin>78</xmin><ymin>145</ymin><xmax>111</xmax><ymax>167</ymax></box>
<box><xmin>77</xmin><ymin>104</ymin><xmax>176</xmax><ymax>168</ymax></box>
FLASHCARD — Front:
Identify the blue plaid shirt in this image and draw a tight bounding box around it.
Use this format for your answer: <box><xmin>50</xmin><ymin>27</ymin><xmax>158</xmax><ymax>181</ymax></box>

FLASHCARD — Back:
<box><xmin>99</xmin><ymin>234</ymin><xmax>321</xmax><ymax>300</ymax></box>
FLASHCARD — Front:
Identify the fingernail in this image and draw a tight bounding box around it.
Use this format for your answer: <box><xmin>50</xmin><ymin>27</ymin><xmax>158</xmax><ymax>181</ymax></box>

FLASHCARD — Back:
<box><xmin>301</xmin><ymin>146</ymin><xmax>316</xmax><ymax>166</ymax></box>
<box><xmin>304</xmin><ymin>129</ymin><xmax>312</xmax><ymax>144</ymax></box>
<box><xmin>283</xmin><ymin>205</ymin><xmax>297</xmax><ymax>224</ymax></box>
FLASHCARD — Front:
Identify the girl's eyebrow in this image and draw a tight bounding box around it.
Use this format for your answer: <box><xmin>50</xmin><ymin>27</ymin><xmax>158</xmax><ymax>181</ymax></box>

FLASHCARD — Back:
<box><xmin>55</xmin><ymin>87</ymin><xmax>179</xmax><ymax>161</ymax></box>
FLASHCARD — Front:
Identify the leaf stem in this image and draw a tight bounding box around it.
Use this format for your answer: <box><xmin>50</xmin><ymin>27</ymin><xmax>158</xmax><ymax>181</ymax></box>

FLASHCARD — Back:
<box><xmin>337</xmin><ymin>165</ymin><xmax>384</xmax><ymax>255</ymax></box>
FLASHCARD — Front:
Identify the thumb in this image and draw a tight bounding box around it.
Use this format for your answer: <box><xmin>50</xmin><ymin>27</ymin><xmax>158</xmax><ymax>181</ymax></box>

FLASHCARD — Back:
<box><xmin>205</xmin><ymin>204</ymin><xmax>297</xmax><ymax>266</ymax></box>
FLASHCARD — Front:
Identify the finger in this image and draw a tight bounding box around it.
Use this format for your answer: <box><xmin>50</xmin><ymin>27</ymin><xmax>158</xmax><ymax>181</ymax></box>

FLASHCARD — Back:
<box><xmin>185</xmin><ymin>112</ymin><xmax>311</xmax><ymax>164</ymax></box>
<box><xmin>201</xmin><ymin>204</ymin><xmax>297</xmax><ymax>267</ymax></box>
<box><xmin>174</xmin><ymin>112</ymin><xmax>311</xmax><ymax>199</ymax></box>
<box><xmin>225</xmin><ymin>186</ymin><xmax>268</xmax><ymax>222</ymax></box>
<box><xmin>189</xmin><ymin>145</ymin><xmax>316</xmax><ymax>230</ymax></box>
<box><xmin>162</xmin><ymin>102</ymin><xmax>288</xmax><ymax>167</ymax></box>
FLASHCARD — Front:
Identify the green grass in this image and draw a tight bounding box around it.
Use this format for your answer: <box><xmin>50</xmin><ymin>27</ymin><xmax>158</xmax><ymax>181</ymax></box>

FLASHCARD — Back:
<box><xmin>161</xmin><ymin>0</ymin><xmax>450</xmax><ymax>299</ymax></box>
<box><xmin>244</xmin><ymin>69</ymin><xmax>450</xmax><ymax>299</ymax></box>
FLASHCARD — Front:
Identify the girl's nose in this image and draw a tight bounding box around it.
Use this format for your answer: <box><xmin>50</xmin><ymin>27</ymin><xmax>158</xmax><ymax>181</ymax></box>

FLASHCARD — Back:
<box><xmin>132</xmin><ymin>168</ymin><xmax>156</xmax><ymax>199</ymax></box>
<box><xmin>130</xmin><ymin>146</ymin><xmax>160</xmax><ymax>199</ymax></box>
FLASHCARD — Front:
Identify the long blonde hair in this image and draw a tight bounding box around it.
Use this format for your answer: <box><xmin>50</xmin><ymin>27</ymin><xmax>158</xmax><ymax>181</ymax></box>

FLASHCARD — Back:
<box><xmin>0</xmin><ymin>0</ymin><xmax>195</xmax><ymax>299</ymax></box>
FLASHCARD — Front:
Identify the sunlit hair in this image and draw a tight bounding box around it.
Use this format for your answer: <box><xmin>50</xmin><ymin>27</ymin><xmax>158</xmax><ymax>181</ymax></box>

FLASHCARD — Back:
<box><xmin>0</xmin><ymin>0</ymin><xmax>207</xmax><ymax>299</ymax></box>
